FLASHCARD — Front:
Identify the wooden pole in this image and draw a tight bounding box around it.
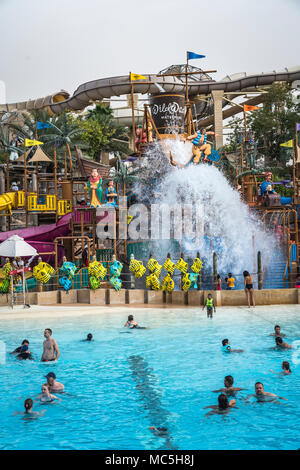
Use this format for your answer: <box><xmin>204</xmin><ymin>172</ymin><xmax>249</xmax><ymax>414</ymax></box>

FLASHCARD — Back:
<box><xmin>257</xmin><ymin>251</ymin><xmax>262</xmax><ymax>290</ymax></box>
<box><xmin>66</xmin><ymin>143</ymin><xmax>73</xmax><ymax>178</ymax></box>
<box><xmin>185</xmin><ymin>53</ymin><xmax>191</xmax><ymax>136</ymax></box>
<box><xmin>130</xmin><ymin>73</ymin><xmax>136</xmax><ymax>153</ymax></box>
<box><xmin>64</xmin><ymin>150</ymin><xmax>67</xmax><ymax>177</ymax></box>
<box><xmin>213</xmin><ymin>252</ymin><xmax>218</xmax><ymax>290</ymax></box>
<box><xmin>6</xmin><ymin>154</ymin><xmax>9</xmax><ymax>192</ymax></box>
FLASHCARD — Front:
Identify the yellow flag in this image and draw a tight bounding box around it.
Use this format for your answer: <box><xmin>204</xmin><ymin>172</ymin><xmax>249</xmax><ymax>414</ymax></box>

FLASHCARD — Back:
<box><xmin>130</xmin><ymin>73</ymin><xmax>147</xmax><ymax>81</ymax></box>
<box><xmin>127</xmin><ymin>215</ymin><xmax>134</xmax><ymax>225</ymax></box>
<box><xmin>25</xmin><ymin>139</ymin><xmax>44</xmax><ymax>147</ymax></box>
<box><xmin>280</xmin><ymin>139</ymin><xmax>293</xmax><ymax>148</ymax></box>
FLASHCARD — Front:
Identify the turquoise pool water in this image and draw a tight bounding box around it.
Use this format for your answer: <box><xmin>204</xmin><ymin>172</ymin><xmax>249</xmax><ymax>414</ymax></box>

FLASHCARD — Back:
<box><xmin>0</xmin><ymin>305</ymin><xmax>299</xmax><ymax>450</ymax></box>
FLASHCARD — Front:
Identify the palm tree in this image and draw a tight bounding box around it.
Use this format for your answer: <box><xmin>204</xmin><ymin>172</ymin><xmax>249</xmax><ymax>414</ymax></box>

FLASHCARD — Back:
<box><xmin>40</xmin><ymin>112</ymin><xmax>83</xmax><ymax>176</ymax></box>
<box><xmin>111</xmin><ymin>153</ymin><xmax>145</xmax><ymax>196</ymax></box>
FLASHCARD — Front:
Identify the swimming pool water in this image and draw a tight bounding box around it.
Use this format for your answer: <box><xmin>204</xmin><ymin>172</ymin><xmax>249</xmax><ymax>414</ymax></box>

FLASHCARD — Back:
<box><xmin>0</xmin><ymin>305</ymin><xmax>299</xmax><ymax>450</ymax></box>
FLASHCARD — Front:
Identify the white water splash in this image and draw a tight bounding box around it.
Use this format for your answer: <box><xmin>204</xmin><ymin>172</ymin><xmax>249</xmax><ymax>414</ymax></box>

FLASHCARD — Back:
<box><xmin>134</xmin><ymin>138</ymin><xmax>277</xmax><ymax>275</ymax></box>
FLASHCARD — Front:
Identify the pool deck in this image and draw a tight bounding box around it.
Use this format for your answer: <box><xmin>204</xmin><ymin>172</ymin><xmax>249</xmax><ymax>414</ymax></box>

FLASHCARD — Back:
<box><xmin>0</xmin><ymin>288</ymin><xmax>299</xmax><ymax>315</ymax></box>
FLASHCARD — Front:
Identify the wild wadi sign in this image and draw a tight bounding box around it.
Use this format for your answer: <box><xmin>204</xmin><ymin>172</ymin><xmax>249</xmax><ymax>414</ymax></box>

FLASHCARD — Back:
<box><xmin>150</xmin><ymin>93</ymin><xmax>185</xmax><ymax>133</ymax></box>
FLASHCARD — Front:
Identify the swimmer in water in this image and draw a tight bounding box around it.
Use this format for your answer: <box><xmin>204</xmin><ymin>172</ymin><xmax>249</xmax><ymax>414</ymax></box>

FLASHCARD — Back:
<box><xmin>43</xmin><ymin>372</ymin><xmax>65</xmax><ymax>392</ymax></box>
<box><xmin>204</xmin><ymin>394</ymin><xmax>237</xmax><ymax>417</ymax></box>
<box><xmin>245</xmin><ymin>382</ymin><xmax>287</xmax><ymax>402</ymax></box>
<box><xmin>270</xmin><ymin>325</ymin><xmax>286</xmax><ymax>338</ymax></box>
<box><xmin>275</xmin><ymin>336</ymin><xmax>293</xmax><ymax>350</ymax></box>
<box><xmin>10</xmin><ymin>339</ymin><xmax>29</xmax><ymax>355</ymax></box>
<box><xmin>212</xmin><ymin>375</ymin><xmax>247</xmax><ymax>395</ymax></box>
<box><xmin>13</xmin><ymin>398</ymin><xmax>46</xmax><ymax>418</ymax></box>
<box><xmin>124</xmin><ymin>315</ymin><xmax>138</xmax><ymax>328</ymax></box>
<box><xmin>270</xmin><ymin>361</ymin><xmax>292</xmax><ymax>375</ymax></box>
<box><xmin>35</xmin><ymin>385</ymin><xmax>61</xmax><ymax>403</ymax></box>
<box><xmin>83</xmin><ymin>333</ymin><xmax>93</xmax><ymax>341</ymax></box>
<box><xmin>16</xmin><ymin>344</ymin><xmax>33</xmax><ymax>360</ymax></box>
<box><xmin>222</xmin><ymin>339</ymin><xmax>243</xmax><ymax>353</ymax></box>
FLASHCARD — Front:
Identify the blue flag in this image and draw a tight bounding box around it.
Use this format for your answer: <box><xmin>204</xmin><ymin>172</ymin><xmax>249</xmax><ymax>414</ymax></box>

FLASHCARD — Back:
<box><xmin>187</xmin><ymin>51</ymin><xmax>206</xmax><ymax>60</ymax></box>
<box><xmin>36</xmin><ymin>121</ymin><xmax>52</xmax><ymax>130</ymax></box>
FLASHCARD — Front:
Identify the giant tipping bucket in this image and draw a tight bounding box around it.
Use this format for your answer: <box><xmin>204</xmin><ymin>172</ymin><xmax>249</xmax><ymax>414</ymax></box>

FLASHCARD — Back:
<box><xmin>150</xmin><ymin>93</ymin><xmax>185</xmax><ymax>137</ymax></box>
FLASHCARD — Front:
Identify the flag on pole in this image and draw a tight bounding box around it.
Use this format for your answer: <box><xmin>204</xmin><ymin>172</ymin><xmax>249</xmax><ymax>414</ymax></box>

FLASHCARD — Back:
<box><xmin>244</xmin><ymin>105</ymin><xmax>259</xmax><ymax>111</ymax></box>
<box><xmin>130</xmin><ymin>73</ymin><xmax>147</xmax><ymax>81</ymax></box>
<box><xmin>36</xmin><ymin>121</ymin><xmax>52</xmax><ymax>130</ymax></box>
<box><xmin>296</xmin><ymin>123</ymin><xmax>300</xmax><ymax>131</ymax></box>
<box><xmin>187</xmin><ymin>51</ymin><xmax>206</xmax><ymax>60</ymax></box>
<box><xmin>280</xmin><ymin>139</ymin><xmax>294</xmax><ymax>148</ymax></box>
<box><xmin>25</xmin><ymin>139</ymin><xmax>44</xmax><ymax>147</ymax></box>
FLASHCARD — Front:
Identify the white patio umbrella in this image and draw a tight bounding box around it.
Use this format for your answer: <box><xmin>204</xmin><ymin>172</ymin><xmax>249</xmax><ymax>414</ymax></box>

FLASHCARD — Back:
<box><xmin>0</xmin><ymin>235</ymin><xmax>37</xmax><ymax>258</ymax></box>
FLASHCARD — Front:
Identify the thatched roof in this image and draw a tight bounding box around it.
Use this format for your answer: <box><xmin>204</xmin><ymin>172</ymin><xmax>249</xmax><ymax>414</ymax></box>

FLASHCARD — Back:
<box><xmin>27</xmin><ymin>146</ymin><xmax>52</xmax><ymax>163</ymax></box>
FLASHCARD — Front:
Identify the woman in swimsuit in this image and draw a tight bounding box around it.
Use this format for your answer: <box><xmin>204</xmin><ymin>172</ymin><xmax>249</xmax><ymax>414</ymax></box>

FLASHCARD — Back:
<box><xmin>243</xmin><ymin>271</ymin><xmax>255</xmax><ymax>308</ymax></box>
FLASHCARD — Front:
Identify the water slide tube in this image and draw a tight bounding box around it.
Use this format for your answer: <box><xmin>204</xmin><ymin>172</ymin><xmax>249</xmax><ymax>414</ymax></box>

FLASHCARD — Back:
<box><xmin>1</xmin><ymin>67</ymin><xmax>299</xmax><ymax>114</ymax></box>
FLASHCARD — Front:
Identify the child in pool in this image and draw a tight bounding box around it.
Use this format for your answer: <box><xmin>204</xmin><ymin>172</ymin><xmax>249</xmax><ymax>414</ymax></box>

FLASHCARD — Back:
<box><xmin>270</xmin><ymin>361</ymin><xmax>292</xmax><ymax>375</ymax></box>
<box><xmin>13</xmin><ymin>398</ymin><xmax>46</xmax><ymax>418</ymax></box>
<box><xmin>36</xmin><ymin>385</ymin><xmax>61</xmax><ymax>403</ymax></box>
<box><xmin>222</xmin><ymin>339</ymin><xmax>243</xmax><ymax>353</ymax></box>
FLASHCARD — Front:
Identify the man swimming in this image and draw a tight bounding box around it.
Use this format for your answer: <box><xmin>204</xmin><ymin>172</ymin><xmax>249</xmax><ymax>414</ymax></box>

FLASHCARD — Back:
<box><xmin>204</xmin><ymin>394</ymin><xmax>237</xmax><ymax>417</ymax></box>
<box><xmin>212</xmin><ymin>375</ymin><xmax>246</xmax><ymax>395</ymax></box>
<box><xmin>36</xmin><ymin>385</ymin><xmax>61</xmax><ymax>403</ymax></box>
<box><xmin>270</xmin><ymin>325</ymin><xmax>286</xmax><ymax>337</ymax></box>
<box><xmin>275</xmin><ymin>336</ymin><xmax>293</xmax><ymax>349</ymax></box>
<box><xmin>222</xmin><ymin>339</ymin><xmax>243</xmax><ymax>353</ymax></box>
<box><xmin>41</xmin><ymin>328</ymin><xmax>60</xmax><ymax>362</ymax></box>
<box><xmin>43</xmin><ymin>372</ymin><xmax>65</xmax><ymax>392</ymax></box>
<box><xmin>245</xmin><ymin>382</ymin><xmax>287</xmax><ymax>402</ymax></box>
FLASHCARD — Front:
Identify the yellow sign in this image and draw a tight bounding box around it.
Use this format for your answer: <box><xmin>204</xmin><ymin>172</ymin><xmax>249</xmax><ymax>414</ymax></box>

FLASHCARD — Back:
<box><xmin>25</xmin><ymin>139</ymin><xmax>44</xmax><ymax>147</ymax></box>
<box><xmin>130</xmin><ymin>73</ymin><xmax>147</xmax><ymax>81</ymax></box>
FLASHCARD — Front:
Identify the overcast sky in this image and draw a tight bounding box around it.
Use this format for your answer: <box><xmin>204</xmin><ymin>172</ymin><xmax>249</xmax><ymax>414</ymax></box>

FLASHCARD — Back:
<box><xmin>0</xmin><ymin>0</ymin><xmax>299</xmax><ymax>103</ymax></box>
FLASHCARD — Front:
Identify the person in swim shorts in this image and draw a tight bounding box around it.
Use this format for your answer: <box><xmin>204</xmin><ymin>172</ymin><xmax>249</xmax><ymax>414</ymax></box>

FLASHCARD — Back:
<box><xmin>243</xmin><ymin>271</ymin><xmax>255</xmax><ymax>308</ymax></box>
<box><xmin>41</xmin><ymin>328</ymin><xmax>60</xmax><ymax>362</ymax></box>
<box><xmin>202</xmin><ymin>293</ymin><xmax>216</xmax><ymax>318</ymax></box>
